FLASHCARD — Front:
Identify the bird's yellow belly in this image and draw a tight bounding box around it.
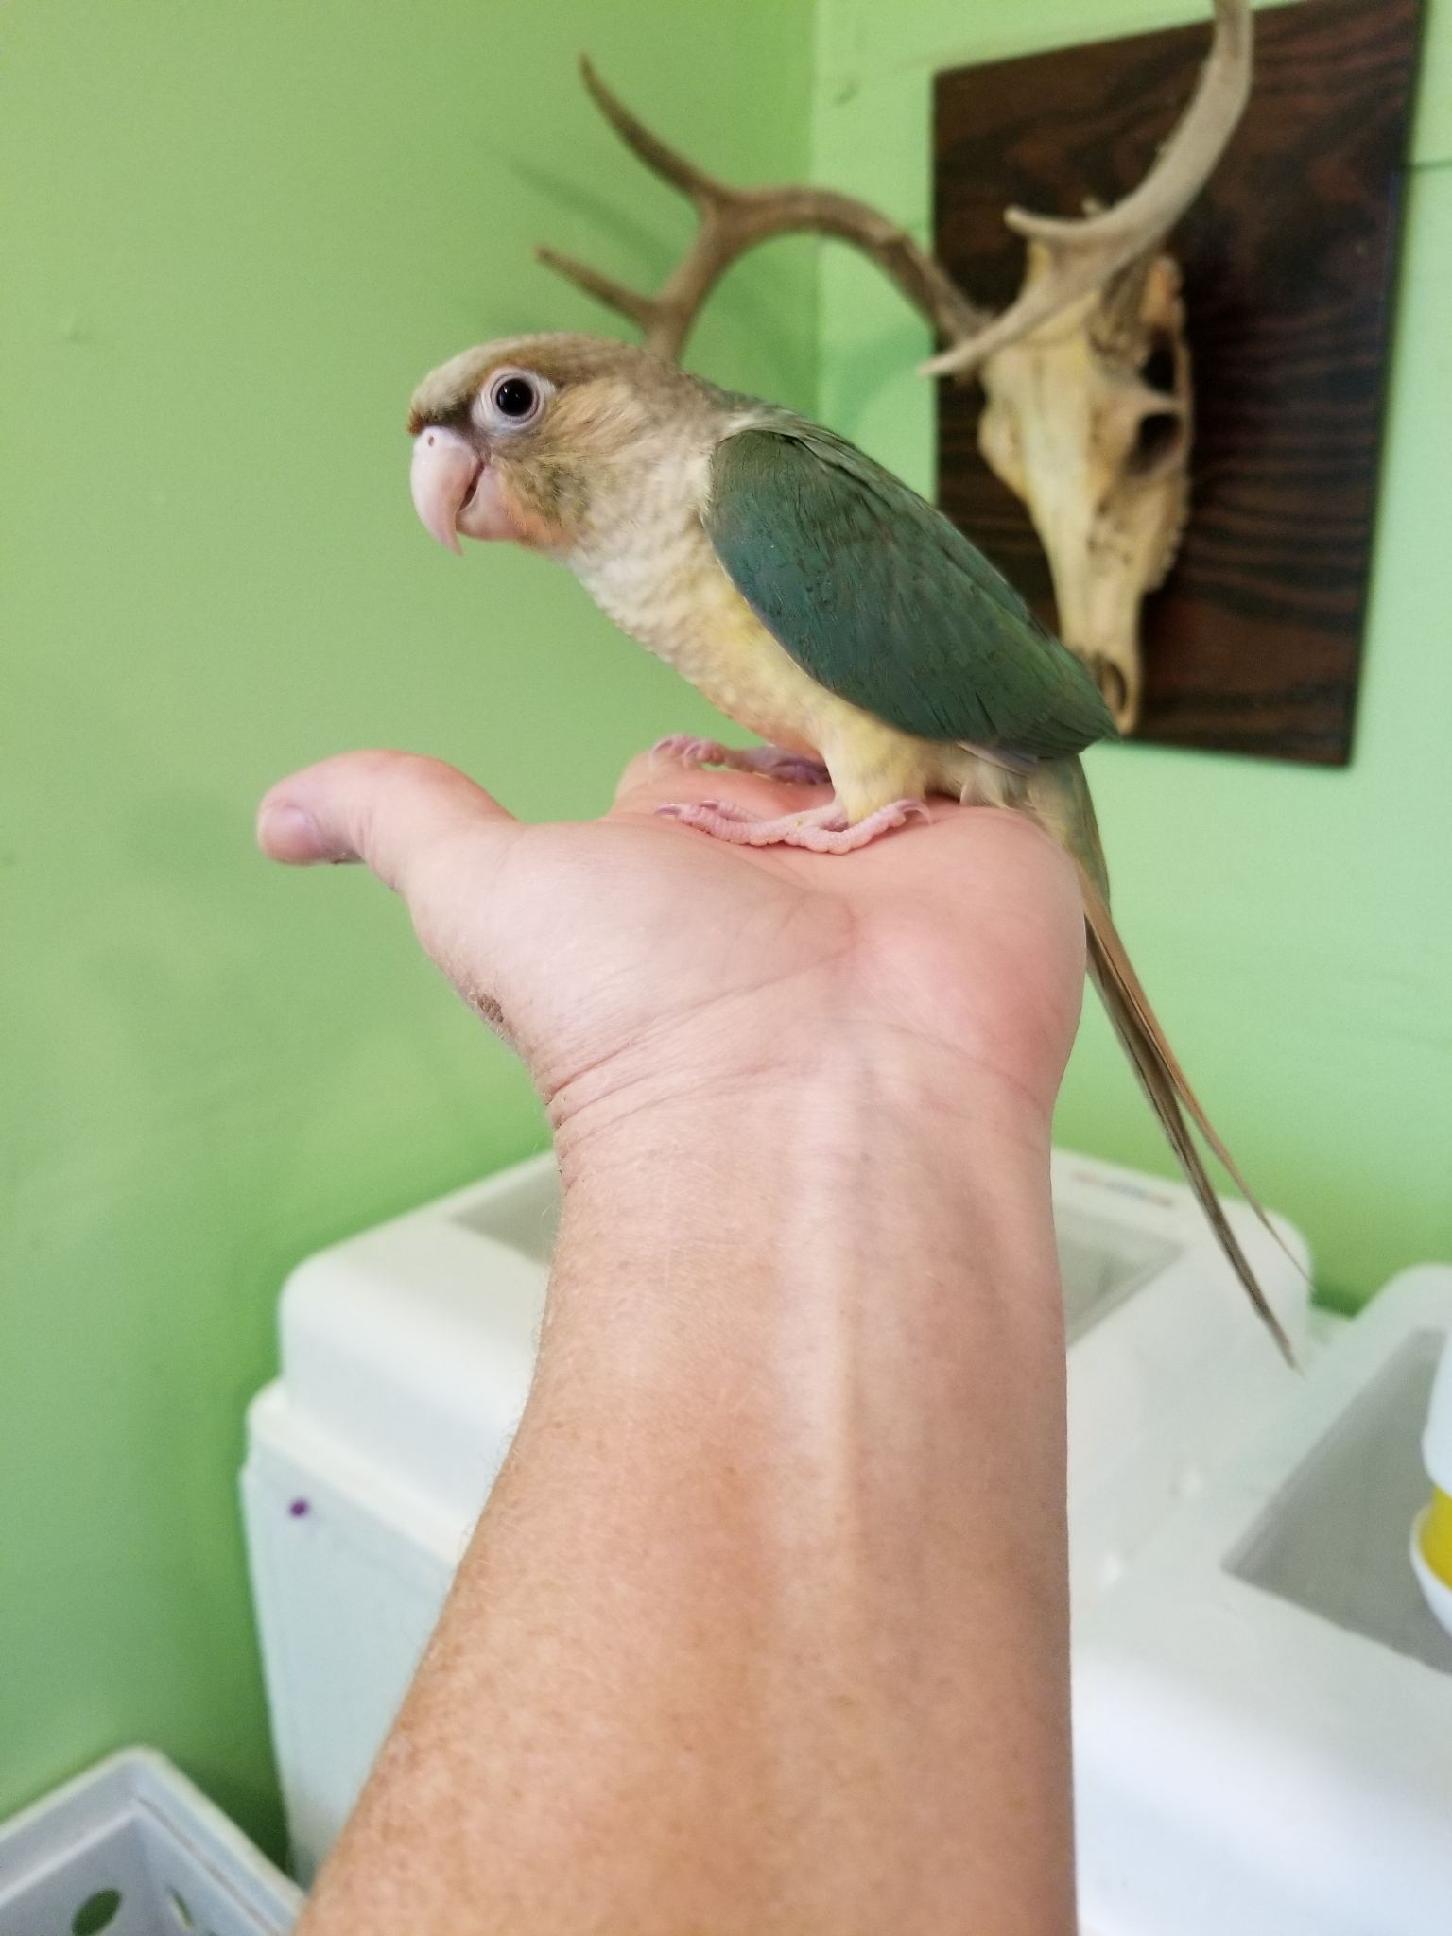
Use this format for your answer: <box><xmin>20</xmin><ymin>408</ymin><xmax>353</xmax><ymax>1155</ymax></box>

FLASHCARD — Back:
<box><xmin>578</xmin><ymin>535</ymin><xmax>827</xmax><ymax>752</ymax></box>
<box><xmin>666</xmin><ymin>591</ymin><xmax>826</xmax><ymax>754</ymax></box>
<box><xmin>574</xmin><ymin>528</ymin><xmax>967</xmax><ymax>815</ymax></box>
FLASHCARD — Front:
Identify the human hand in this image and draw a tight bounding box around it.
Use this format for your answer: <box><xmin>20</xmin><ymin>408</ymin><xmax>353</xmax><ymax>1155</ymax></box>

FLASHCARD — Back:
<box><xmin>262</xmin><ymin>746</ymin><xmax>1085</xmax><ymax>1936</ymax></box>
<box><xmin>256</xmin><ymin>748</ymin><xmax>1085</xmax><ymax>1153</ymax></box>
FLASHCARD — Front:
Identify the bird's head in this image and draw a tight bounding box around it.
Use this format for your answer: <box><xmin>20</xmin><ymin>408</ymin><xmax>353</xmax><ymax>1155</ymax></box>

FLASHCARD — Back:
<box><xmin>406</xmin><ymin>332</ymin><xmax>715</xmax><ymax>557</ymax></box>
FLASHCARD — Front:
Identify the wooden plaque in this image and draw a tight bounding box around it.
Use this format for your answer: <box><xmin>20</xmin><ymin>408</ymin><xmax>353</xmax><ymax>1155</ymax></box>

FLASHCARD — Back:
<box><xmin>934</xmin><ymin>0</ymin><xmax>1423</xmax><ymax>764</ymax></box>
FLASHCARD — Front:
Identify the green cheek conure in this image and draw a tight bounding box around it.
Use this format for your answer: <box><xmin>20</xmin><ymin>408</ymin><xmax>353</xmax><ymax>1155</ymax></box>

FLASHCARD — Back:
<box><xmin>407</xmin><ymin>331</ymin><xmax>1293</xmax><ymax>1359</ymax></box>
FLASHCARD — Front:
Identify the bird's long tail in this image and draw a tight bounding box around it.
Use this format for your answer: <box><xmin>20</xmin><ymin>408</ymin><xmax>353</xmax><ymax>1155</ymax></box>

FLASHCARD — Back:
<box><xmin>1029</xmin><ymin>760</ymin><xmax>1296</xmax><ymax>1364</ymax></box>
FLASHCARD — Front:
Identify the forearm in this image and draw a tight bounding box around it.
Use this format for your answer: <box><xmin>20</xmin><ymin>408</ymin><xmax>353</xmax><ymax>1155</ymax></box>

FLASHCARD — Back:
<box><xmin>300</xmin><ymin>1043</ymin><xmax>1074</xmax><ymax>1935</ymax></box>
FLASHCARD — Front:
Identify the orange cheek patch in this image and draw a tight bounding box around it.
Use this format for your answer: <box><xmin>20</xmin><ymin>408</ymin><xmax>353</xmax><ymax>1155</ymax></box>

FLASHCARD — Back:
<box><xmin>495</xmin><ymin>474</ymin><xmax>571</xmax><ymax>551</ymax></box>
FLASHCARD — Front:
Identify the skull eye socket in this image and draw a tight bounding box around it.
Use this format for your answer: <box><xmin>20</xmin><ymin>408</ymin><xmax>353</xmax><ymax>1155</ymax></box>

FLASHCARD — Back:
<box><xmin>1127</xmin><ymin>408</ymin><xmax>1184</xmax><ymax>480</ymax></box>
<box><xmin>1141</xmin><ymin>334</ymin><xmax>1180</xmax><ymax>397</ymax></box>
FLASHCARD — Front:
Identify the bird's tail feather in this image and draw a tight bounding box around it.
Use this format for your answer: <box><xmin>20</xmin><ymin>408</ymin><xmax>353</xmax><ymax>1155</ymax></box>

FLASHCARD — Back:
<box><xmin>1022</xmin><ymin>755</ymin><xmax>1297</xmax><ymax>1365</ymax></box>
<box><xmin>1080</xmin><ymin>876</ymin><xmax>1296</xmax><ymax>1366</ymax></box>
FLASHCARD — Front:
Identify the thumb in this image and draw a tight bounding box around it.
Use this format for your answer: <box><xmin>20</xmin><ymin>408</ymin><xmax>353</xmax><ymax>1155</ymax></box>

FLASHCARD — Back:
<box><xmin>256</xmin><ymin>750</ymin><xmax>516</xmax><ymax>894</ymax></box>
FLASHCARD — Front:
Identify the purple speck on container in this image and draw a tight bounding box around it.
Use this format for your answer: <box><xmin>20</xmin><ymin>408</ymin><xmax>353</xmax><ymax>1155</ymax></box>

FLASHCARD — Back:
<box><xmin>288</xmin><ymin>1497</ymin><xmax>310</xmax><ymax>1518</ymax></box>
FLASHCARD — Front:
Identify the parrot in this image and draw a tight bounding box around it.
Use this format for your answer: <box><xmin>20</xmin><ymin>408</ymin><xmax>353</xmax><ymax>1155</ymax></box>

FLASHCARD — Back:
<box><xmin>406</xmin><ymin>331</ymin><xmax>1293</xmax><ymax>1360</ymax></box>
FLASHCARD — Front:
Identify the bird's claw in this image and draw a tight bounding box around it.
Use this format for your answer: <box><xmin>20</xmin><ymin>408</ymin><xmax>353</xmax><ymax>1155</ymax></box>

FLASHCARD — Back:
<box><xmin>650</xmin><ymin>736</ymin><xmax>830</xmax><ymax>787</ymax></box>
<box><xmin>655</xmin><ymin>797</ymin><xmax>928</xmax><ymax>853</ymax></box>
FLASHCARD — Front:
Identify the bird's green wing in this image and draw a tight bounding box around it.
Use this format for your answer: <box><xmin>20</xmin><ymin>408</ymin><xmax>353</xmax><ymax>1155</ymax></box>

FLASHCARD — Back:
<box><xmin>703</xmin><ymin>421</ymin><xmax>1115</xmax><ymax>757</ymax></box>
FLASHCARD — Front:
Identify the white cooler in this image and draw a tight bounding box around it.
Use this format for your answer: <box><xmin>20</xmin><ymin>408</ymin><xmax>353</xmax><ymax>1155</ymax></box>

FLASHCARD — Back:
<box><xmin>242</xmin><ymin>1146</ymin><xmax>1308</xmax><ymax>1885</ymax></box>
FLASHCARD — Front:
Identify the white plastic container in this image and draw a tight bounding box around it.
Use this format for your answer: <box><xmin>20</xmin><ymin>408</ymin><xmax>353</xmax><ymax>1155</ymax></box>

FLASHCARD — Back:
<box><xmin>242</xmin><ymin>1147</ymin><xmax>1307</xmax><ymax>1882</ymax></box>
<box><xmin>0</xmin><ymin>1750</ymin><xmax>301</xmax><ymax>1935</ymax></box>
<box><xmin>1074</xmin><ymin>1265</ymin><xmax>1452</xmax><ymax>1936</ymax></box>
<box><xmin>1411</xmin><ymin>1328</ymin><xmax>1452</xmax><ymax>1635</ymax></box>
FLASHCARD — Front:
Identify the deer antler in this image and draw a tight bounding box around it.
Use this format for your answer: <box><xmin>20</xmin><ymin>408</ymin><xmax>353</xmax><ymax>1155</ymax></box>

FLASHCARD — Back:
<box><xmin>924</xmin><ymin>0</ymin><xmax>1252</xmax><ymax>375</ymax></box>
<box><xmin>538</xmin><ymin>58</ymin><xmax>987</xmax><ymax>363</ymax></box>
<box><xmin>540</xmin><ymin>0</ymin><xmax>1250</xmax><ymax>379</ymax></box>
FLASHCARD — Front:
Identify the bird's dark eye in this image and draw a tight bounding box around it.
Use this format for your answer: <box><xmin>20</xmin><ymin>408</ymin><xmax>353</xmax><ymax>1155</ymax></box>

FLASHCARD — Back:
<box><xmin>491</xmin><ymin>374</ymin><xmax>538</xmax><ymax>421</ymax></box>
<box><xmin>473</xmin><ymin>366</ymin><xmax>552</xmax><ymax>436</ymax></box>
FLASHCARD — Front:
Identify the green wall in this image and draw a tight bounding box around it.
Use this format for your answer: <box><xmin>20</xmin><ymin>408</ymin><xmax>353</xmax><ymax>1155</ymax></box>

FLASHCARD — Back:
<box><xmin>4</xmin><ymin>0</ymin><xmax>1449</xmax><ymax>1863</ymax></box>
<box><xmin>812</xmin><ymin>0</ymin><xmax>1452</xmax><ymax>1310</ymax></box>
<box><xmin>0</xmin><ymin>0</ymin><xmax>815</xmax><ymax>1846</ymax></box>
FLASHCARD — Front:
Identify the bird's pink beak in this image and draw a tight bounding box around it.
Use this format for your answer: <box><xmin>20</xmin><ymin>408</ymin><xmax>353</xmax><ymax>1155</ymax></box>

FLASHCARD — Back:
<box><xmin>410</xmin><ymin>423</ymin><xmax>524</xmax><ymax>550</ymax></box>
<box><xmin>409</xmin><ymin>424</ymin><xmax>480</xmax><ymax>554</ymax></box>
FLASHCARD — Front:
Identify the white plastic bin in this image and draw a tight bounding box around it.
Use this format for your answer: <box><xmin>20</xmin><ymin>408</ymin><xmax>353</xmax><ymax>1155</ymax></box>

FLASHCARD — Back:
<box><xmin>243</xmin><ymin>1146</ymin><xmax>1308</xmax><ymax>1882</ymax></box>
<box><xmin>0</xmin><ymin>1750</ymin><xmax>300</xmax><ymax>1935</ymax></box>
<box><xmin>1074</xmin><ymin>1266</ymin><xmax>1452</xmax><ymax>1936</ymax></box>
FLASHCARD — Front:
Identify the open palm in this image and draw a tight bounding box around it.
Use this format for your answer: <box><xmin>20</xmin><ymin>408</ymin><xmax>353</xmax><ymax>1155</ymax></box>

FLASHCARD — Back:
<box><xmin>258</xmin><ymin>748</ymin><xmax>1086</xmax><ymax>1139</ymax></box>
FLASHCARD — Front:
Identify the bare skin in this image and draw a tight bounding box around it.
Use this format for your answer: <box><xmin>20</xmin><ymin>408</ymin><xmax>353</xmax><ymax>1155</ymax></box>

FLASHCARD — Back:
<box><xmin>257</xmin><ymin>746</ymin><xmax>1084</xmax><ymax>1936</ymax></box>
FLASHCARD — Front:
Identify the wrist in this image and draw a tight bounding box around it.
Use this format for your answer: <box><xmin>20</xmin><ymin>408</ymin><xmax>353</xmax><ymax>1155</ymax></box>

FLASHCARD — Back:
<box><xmin>529</xmin><ymin>1021</ymin><xmax>1070</xmax><ymax>1698</ymax></box>
<box><xmin>549</xmin><ymin>1018</ymin><xmax>1054</xmax><ymax>1187</ymax></box>
<box><xmin>545</xmin><ymin>1025</ymin><xmax>1064</xmax><ymax>1372</ymax></box>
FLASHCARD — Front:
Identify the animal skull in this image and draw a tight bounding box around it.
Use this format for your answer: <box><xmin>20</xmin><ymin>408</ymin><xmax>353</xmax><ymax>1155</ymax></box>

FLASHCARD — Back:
<box><xmin>976</xmin><ymin>248</ymin><xmax>1192</xmax><ymax>733</ymax></box>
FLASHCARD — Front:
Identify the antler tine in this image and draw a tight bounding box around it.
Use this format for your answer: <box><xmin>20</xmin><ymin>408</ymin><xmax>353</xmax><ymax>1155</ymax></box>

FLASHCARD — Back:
<box><xmin>923</xmin><ymin>0</ymin><xmax>1252</xmax><ymax>378</ymax></box>
<box><xmin>540</xmin><ymin>59</ymin><xmax>989</xmax><ymax>364</ymax></box>
<box><xmin>576</xmin><ymin>57</ymin><xmax>727</xmax><ymax>208</ymax></box>
<box><xmin>534</xmin><ymin>246</ymin><xmax>661</xmax><ymax>335</ymax></box>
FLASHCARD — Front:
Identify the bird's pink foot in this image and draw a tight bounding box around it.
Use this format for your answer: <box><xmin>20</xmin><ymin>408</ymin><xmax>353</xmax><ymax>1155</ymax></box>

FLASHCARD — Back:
<box><xmin>650</xmin><ymin>735</ymin><xmax>830</xmax><ymax>788</ymax></box>
<box><xmin>656</xmin><ymin>796</ymin><xmax>928</xmax><ymax>853</ymax></box>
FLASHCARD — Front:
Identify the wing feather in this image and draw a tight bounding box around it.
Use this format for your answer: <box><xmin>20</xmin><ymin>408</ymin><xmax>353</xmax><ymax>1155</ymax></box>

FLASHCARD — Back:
<box><xmin>703</xmin><ymin>422</ymin><xmax>1115</xmax><ymax>758</ymax></box>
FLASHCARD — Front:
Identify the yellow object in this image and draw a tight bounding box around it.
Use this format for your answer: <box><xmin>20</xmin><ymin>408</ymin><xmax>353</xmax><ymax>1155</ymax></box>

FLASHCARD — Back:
<box><xmin>1419</xmin><ymin>1487</ymin><xmax>1452</xmax><ymax>1587</ymax></box>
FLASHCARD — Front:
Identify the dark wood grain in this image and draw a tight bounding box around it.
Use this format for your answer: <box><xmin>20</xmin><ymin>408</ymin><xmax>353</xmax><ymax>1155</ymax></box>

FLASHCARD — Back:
<box><xmin>934</xmin><ymin>0</ymin><xmax>1423</xmax><ymax>765</ymax></box>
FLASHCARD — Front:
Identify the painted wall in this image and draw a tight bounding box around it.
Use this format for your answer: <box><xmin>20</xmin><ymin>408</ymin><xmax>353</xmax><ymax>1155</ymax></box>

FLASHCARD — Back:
<box><xmin>812</xmin><ymin>0</ymin><xmax>1452</xmax><ymax>1309</ymax></box>
<box><xmin>0</xmin><ymin>0</ymin><xmax>815</xmax><ymax>1846</ymax></box>
<box><xmin>5</xmin><ymin>0</ymin><xmax>1448</xmax><ymax>1862</ymax></box>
